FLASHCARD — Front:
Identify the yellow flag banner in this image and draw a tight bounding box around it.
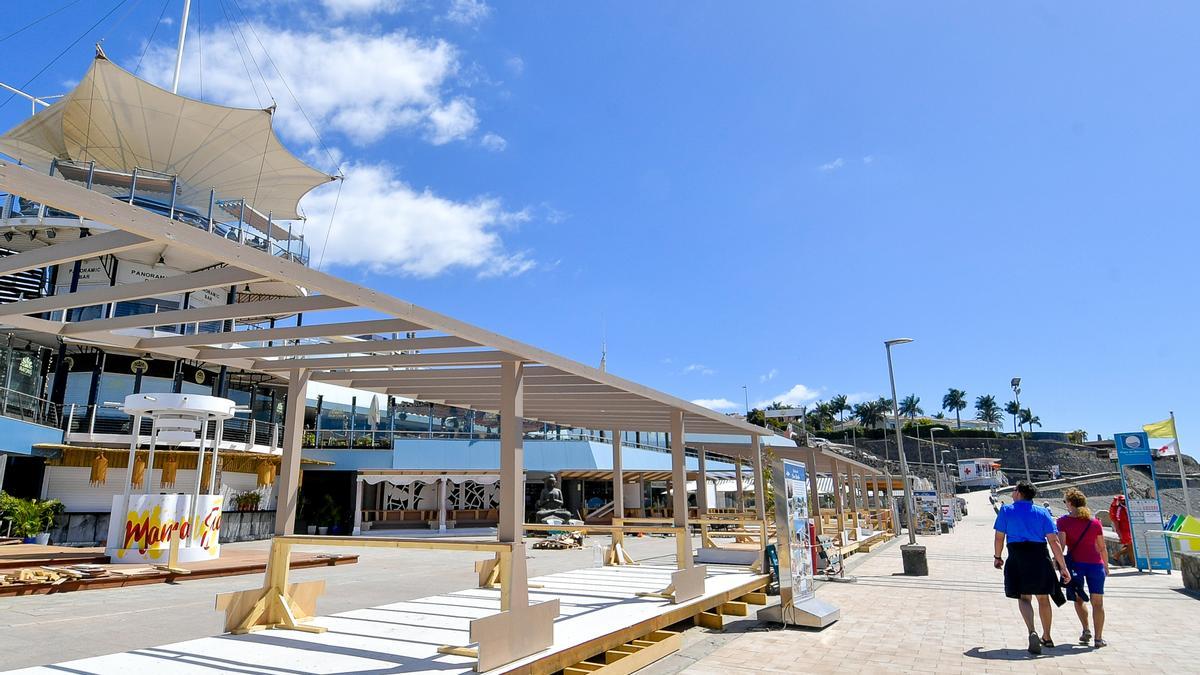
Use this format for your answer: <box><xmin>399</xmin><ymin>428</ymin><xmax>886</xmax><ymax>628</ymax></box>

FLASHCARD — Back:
<box><xmin>1143</xmin><ymin>418</ymin><xmax>1177</xmax><ymax>439</ymax></box>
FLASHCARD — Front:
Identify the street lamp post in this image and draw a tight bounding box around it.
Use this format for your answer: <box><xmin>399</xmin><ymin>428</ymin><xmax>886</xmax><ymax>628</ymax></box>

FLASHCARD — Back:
<box><xmin>1012</xmin><ymin>377</ymin><xmax>1031</xmax><ymax>482</ymax></box>
<box><xmin>885</xmin><ymin>338</ymin><xmax>927</xmax><ymax>575</ymax></box>
<box><xmin>930</xmin><ymin>426</ymin><xmax>945</xmax><ymax>534</ymax></box>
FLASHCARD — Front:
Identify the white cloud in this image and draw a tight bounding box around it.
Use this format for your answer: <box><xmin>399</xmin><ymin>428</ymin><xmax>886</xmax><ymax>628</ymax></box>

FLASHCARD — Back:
<box><xmin>321</xmin><ymin>0</ymin><xmax>402</xmax><ymax>18</ymax></box>
<box><xmin>302</xmin><ymin>161</ymin><xmax>532</xmax><ymax>277</ymax></box>
<box><xmin>446</xmin><ymin>0</ymin><xmax>490</xmax><ymax>25</ymax></box>
<box><xmin>692</xmin><ymin>398</ymin><xmax>741</xmax><ymax>412</ymax></box>
<box><xmin>755</xmin><ymin>383</ymin><xmax>821</xmax><ymax>409</ymax></box>
<box><xmin>505</xmin><ymin>55</ymin><xmax>525</xmax><ymax>76</ymax></box>
<box><xmin>480</xmin><ymin>132</ymin><xmax>507</xmax><ymax>152</ymax></box>
<box><xmin>819</xmin><ymin>157</ymin><xmax>845</xmax><ymax>172</ymax></box>
<box><xmin>862</xmin><ymin>155</ymin><xmax>875</xmax><ymax>165</ymax></box>
<box><xmin>141</xmin><ymin>25</ymin><xmax>477</xmax><ymax>147</ymax></box>
<box><xmin>683</xmin><ymin>364</ymin><xmax>715</xmax><ymax>376</ymax></box>
<box><xmin>845</xmin><ymin>392</ymin><xmax>876</xmax><ymax>405</ymax></box>
<box><xmin>759</xmin><ymin>368</ymin><xmax>777</xmax><ymax>383</ymax></box>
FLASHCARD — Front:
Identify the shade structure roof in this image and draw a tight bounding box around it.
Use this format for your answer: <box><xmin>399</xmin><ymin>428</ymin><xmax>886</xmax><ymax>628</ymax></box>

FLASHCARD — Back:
<box><xmin>0</xmin><ymin>159</ymin><xmax>778</xmax><ymax>438</ymax></box>
<box><xmin>0</xmin><ymin>55</ymin><xmax>333</xmax><ymax>220</ymax></box>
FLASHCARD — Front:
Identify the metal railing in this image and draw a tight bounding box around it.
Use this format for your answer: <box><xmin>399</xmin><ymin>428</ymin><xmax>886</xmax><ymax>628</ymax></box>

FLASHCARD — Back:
<box><xmin>0</xmin><ymin>385</ymin><xmax>60</xmax><ymax>428</ymax></box>
<box><xmin>0</xmin><ymin>160</ymin><xmax>311</xmax><ymax>268</ymax></box>
<box><xmin>63</xmin><ymin>403</ymin><xmax>280</xmax><ymax>450</ymax></box>
<box><xmin>303</xmin><ymin>426</ymin><xmax>672</xmax><ymax>453</ymax></box>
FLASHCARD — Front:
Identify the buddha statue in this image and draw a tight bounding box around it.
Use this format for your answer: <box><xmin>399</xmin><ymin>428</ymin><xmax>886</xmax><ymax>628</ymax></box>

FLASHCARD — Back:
<box><xmin>534</xmin><ymin>475</ymin><xmax>576</xmax><ymax>523</ymax></box>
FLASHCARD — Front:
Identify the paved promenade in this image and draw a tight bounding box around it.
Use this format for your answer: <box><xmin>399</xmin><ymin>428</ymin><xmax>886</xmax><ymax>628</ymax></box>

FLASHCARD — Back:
<box><xmin>685</xmin><ymin>491</ymin><xmax>1198</xmax><ymax>674</ymax></box>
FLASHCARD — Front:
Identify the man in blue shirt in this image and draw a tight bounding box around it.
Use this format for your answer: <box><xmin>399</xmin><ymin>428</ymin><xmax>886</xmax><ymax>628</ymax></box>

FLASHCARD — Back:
<box><xmin>994</xmin><ymin>481</ymin><xmax>1071</xmax><ymax>654</ymax></box>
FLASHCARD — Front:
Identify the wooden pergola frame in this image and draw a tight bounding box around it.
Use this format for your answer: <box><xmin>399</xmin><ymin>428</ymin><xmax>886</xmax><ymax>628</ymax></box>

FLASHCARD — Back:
<box><xmin>0</xmin><ymin>160</ymin><xmax>785</xmax><ymax>555</ymax></box>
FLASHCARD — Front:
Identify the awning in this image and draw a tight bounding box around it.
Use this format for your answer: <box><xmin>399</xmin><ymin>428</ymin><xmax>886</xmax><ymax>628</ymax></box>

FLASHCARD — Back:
<box><xmin>0</xmin><ymin>54</ymin><xmax>334</xmax><ymax>220</ymax></box>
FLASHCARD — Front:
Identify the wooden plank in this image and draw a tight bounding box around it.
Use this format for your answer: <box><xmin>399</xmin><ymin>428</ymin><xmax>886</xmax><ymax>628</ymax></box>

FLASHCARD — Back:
<box><xmin>0</xmin><ymin>265</ymin><xmax>265</xmax><ymax>317</ymax></box>
<box><xmin>694</xmin><ymin>611</ymin><xmax>723</xmax><ymax>630</ymax></box>
<box><xmin>136</xmin><ymin>318</ymin><xmax>429</xmax><ymax>349</ymax></box>
<box><xmin>738</xmin><ymin>591</ymin><xmax>768</xmax><ymax>605</ymax></box>
<box><xmin>61</xmin><ymin>295</ymin><xmax>352</xmax><ymax>335</ymax></box>
<box><xmin>0</xmin><ymin>229</ymin><xmax>149</xmax><ymax>277</ymax></box>
<box><xmin>194</xmin><ymin>335</ymin><xmax>478</xmax><ymax>360</ymax></box>
<box><xmin>720</xmin><ymin>601</ymin><xmax>748</xmax><ymax>616</ymax></box>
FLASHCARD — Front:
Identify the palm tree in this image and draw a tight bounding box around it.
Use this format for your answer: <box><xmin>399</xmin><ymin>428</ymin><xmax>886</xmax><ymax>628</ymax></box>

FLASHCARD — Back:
<box><xmin>829</xmin><ymin>394</ymin><xmax>849</xmax><ymax>427</ymax></box>
<box><xmin>853</xmin><ymin>401</ymin><xmax>887</xmax><ymax>430</ymax></box>
<box><xmin>899</xmin><ymin>394</ymin><xmax>923</xmax><ymax>425</ymax></box>
<box><xmin>1019</xmin><ymin>408</ymin><xmax>1041</xmax><ymax>431</ymax></box>
<box><xmin>975</xmin><ymin>394</ymin><xmax>1003</xmax><ymax>427</ymax></box>
<box><xmin>1004</xmin><ymin>400</ymin><xmax>1021</xmax><ymax>432</ymax></box>
<box><xmin>942</xmin><ymin>388</ymin><xmax>967</xmax><ymax>428</ymax></box>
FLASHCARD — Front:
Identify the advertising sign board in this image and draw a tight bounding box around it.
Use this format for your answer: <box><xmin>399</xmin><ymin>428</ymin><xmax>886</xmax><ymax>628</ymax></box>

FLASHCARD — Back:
<box><xmin>1114</xmin><ymin>432</ymin><xmax>1171</xmax><ymax>571</ymax></box>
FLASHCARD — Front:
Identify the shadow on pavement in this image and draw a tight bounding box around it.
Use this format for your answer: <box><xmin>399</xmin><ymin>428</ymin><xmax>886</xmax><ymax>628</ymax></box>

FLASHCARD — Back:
<box><xmin>964</xmin><ymin>645</ymin><xmax>1092</xmax><ymax>661</ymax></box>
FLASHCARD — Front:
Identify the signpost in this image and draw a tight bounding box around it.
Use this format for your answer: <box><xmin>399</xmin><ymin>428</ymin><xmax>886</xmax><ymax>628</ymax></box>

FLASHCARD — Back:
<box><xmin>758</xmin><ymin>457</ymin><xmax>839</xmax><ymax>627</ymax></box>
<box><xmin>1114</xmin><ymin>432</ymin><xmax>1172</xmax><ymax>572</ymax></box>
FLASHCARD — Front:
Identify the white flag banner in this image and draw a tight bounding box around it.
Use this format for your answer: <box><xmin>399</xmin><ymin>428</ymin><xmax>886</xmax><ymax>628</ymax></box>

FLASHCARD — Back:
<box><xmin>1155</xmin><ymin>441</ymin><xmax>1177</xmax><ymax>457</ymax></box>
<box><xmin>368</xmin><ymin>395</ymin><xmax>381</xmax><ymax>431</ymax></box>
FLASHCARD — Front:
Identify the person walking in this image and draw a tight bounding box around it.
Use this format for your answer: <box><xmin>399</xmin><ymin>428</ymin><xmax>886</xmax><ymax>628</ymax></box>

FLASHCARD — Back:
<box><xmin>1108</xmin><ymin>494</ymin><xmax>1134</xmax><ymax>566</ymax></box>
<box><xmin>1058</xmin><ymin>489</ymin><xmax>1108</xmax><ymax>647</ymax></box>
<box><xmin>994</xmin><ymin>481</ymin><xmax>1072</xmax><ymax>654</ymax></box>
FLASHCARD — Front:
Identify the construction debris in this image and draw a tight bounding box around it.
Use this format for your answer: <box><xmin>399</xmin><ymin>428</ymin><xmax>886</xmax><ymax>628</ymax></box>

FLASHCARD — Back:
<box><xmin>531</xmin><ymin>531</ymin><xmax>585</xmax><ymax>550</ymax></box>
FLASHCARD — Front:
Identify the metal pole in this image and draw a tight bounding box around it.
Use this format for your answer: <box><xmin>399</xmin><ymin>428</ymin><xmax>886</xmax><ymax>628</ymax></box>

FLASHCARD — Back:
<box><xmin>1171</xmin><ymin>411</ymin><xmax>1193</xmax><ymax>516</ymax></box>
<box><xmin>1015</xmin><ymin>384</ymin><xmax>1030</xmax><ymax>482</ymax></box>
<box><xmin>886</xmin><ymin>342</ymin><xmax>918</xmax><ymax>546</ymax></box>
<box><xmin>932</xmin><ymin>431</ymin><xmax>944</xmax><ymax>535</ymax></box>
<box><xmin>171</xmin><ymin>0</ymin><xmax>193</xmax><ymax>94</ymax></box>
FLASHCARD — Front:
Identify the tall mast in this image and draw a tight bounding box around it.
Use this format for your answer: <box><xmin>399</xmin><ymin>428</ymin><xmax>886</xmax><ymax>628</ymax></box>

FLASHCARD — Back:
<box><xmin>171</xmin><ymin>0</ymin><xmax>192</xmax><ymax>94</ymax></box>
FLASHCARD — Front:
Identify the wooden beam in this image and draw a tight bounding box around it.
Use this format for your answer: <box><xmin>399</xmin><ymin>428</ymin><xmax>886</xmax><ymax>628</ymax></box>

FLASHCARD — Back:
<box><xmin>0</xmin><ymin>266</ymin><xmax>264</xmax><ymax>317</ymax></box>
<box><xmin>61</xmin><ymin>295</ymin><xmax>352</xmax><ymax>335</ymax></box>
<box><xmin>0</xmin><ymin>229</ymin><xmax>150</xmax><ymax>277</ymax></box>
<box><xmin>136</xmin><ymin>318</ymin><xmax>429</xmax><ymax>349</ymax></box>
<box><xmin>195</xmin><ymin>335</ymin><xmax>478</xmax><ymax>360</ymax></box>
<box><xmin>254</xmin><ymin>350</ymin><xmax>521</xmax><ymax>371</ymax></box>
<box><xmin>0</xmin><ymin>160</ymin><xmax>769</xmax><ymax>438</ymax></box>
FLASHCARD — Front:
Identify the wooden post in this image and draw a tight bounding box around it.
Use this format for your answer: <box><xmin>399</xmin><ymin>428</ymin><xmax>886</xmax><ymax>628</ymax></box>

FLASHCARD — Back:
<box><xmin>734</xmin><ymin>458</ymin><xmax>745</xmax><ymax>512</ymax></box>
<box><xmin>498</xmin><ymin>361</ymin><xmax>524</xmax><ymax>543</ymax></box>
<box><xmin>274</xmin><ymin>369</ymin><xmax>310</xmax><ymax>535</ymax></box>
<box><xmin>697</xmin><ymin>446</ymin><xmax>709</xmax><ymax>547</ymax></box>
<box><xmin>807</xmin><ymin>445</ymin><xmax>823</xmax><ymax>537</ymax></box>
<box><xmin>611</xmin><ymin>429</ymin><xmax>625</xmax><ymax>557</ymax></box>
<box><xmin>851</xmin><ymin>470</ymin><xmax>861</xmax><ymax>536</ymax></box>
<box><xmin>832</xmin><ymin>459</ymin><xmax>846</xmax><ymax>546</ymax></box>
<box><xmin>670</xmin><ymin>410</ymin><xmax>691</xmax><ymax>569</ymax></box>
<box><xmin>750</xmin><ymin>435</ymin><xmax>766</xmax><ymax>522</ymax></box>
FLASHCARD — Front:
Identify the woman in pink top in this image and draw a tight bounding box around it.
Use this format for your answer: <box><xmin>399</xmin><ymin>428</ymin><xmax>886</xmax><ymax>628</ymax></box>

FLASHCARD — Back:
<box><xmin>1056</xmin><ymin>488</ymin><xmax>1109</xmax><ymax>647</ymax></box>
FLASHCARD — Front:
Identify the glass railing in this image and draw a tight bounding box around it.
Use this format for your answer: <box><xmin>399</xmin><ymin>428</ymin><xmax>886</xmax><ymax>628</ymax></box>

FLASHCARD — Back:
<box><xmin>0</xmin><ymin>385</ymin><xmax>60</xmax><ymax>428</ymax></box>
<box><xmin>0</xmin><ymin>160</ymin><xmax>311</xmax><ymax>267</ymax></box>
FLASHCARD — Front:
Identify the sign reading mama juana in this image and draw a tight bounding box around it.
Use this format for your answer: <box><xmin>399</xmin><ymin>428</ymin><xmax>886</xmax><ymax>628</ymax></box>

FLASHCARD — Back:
<box><xmin>105</xmin><ymin>494</ymin><xmax>223</xmax><ymax>564</ymax></box>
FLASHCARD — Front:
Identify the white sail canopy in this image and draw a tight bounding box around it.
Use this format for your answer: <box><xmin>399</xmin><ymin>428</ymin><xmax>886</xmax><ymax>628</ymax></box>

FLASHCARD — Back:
<box><xmin>0</xmin><ymin>55</ymin><xmax>333</xmax><ymax>220</ymax></box>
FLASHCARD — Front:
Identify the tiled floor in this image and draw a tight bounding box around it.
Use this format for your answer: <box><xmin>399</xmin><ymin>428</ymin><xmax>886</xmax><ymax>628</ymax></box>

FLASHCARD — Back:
<box><xmin>685</xmin><ymin>491</ymin><xmax>1199</xmax><ymax>674</ymax></box>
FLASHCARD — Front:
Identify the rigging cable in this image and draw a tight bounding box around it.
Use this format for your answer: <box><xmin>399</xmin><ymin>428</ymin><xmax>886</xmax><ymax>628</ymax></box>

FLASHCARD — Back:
<box><xmin>219</xmin><ymin>0</ymin><xmax>274</xmax><ymax>104</ymax></box>
<box><xmin>135</xmin><ymin>0</ymin><xmax>173</xmax><ymax>76</ymax></box>
<box><xmin>214</xmin><ymin>0</ymin><xmax>263</xmax><ymax>108</ymax></box>
<box><xmin>0</xmin><ymin>0</ymin><xmax>132</xmax><ymax>113</ymax></box>
<box><xmin>228</xmin><ymin>0</ymin><xmax>339</xmax><ymax>175</ymax></box>
<box><xmin>195</xmin><ymin>0</ymin><xmax>203</xmax><ymax>100</ymax></box>
<box><xmin>315</xmin><ymin>176</ymin><xmax>344</xmax><ymax>272</ymax></box>
<box><xmin>0</xmin><ymin>0</ymin><xmax>87</xmax><ymax>44</ymax></box>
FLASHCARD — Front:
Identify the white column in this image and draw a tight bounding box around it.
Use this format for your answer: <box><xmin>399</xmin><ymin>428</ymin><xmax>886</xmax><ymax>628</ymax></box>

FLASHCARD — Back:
<box><xmin>437</xmin><ymin>477</ymin><xmax>448</xmax><ymax>533</ymax></box>
<box><xmin>352</xmin><ymin>476</ymin><xmax>364</xmax><ymax>535</ymax></box>
<box><xmin>498</xmin><ymin>361</ymin><xmax>524</xmax><ymax>543</ymax></box>
<box><xmin>697</xmin><ymin>447</ymin><xmax>708</xmax><ymax>515</ymax></box>
<box><xmin>208</xmin><ymin>418</ymin><xmax>224</xmax><ymax>496</ymax></box>
<box><xmin>120</xmin><ymin>414</ymin><xmax>143</xmax><ymax>518</ymax></box>
<box><xmin>144</xmin><ymin>419</ymin><xmax>159</xmax><ymax>495</ymax></box>
<box><xmin>274</xmin><ymin>369</ymin><xmax>310</xmax><ymax>535</ymax></box>
<box><xmin>611</xmin><ymin>429</ymin><xmax>623</xmax><ymax>520</ymax></box>
<box><xmin>751</xmin><ymin>434</ymin><xmax>766</xmax><ymax>522</ymax></box>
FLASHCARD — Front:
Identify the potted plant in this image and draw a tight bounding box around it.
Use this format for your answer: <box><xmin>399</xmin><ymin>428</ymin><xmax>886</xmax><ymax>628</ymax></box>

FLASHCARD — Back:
<box><xmin>234</xmin><ymin>491</ymin><xmax>262</xmax><ymax>511</ymax></box>
<box><xmin>317</xmin><ymin>494</ymin><xmax>338</xmax><ymax>535</ymax></box>
<box><xmin>0</xmin><ymin>493</ymin><xmax>63</xmax><ymax>545</ymax></box>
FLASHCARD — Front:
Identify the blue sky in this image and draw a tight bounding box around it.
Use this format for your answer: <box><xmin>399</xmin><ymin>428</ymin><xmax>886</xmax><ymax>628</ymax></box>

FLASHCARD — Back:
<box><xmin>2</xmin><ymin>2</ymin><xmax>1198</xmax><ymax>457</ymax></box>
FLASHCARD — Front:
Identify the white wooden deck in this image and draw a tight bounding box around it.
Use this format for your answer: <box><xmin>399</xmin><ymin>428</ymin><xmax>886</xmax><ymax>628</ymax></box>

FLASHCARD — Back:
<box><xmin>6</xmin><ymin>564</ymin><xmax>767</xmax><ymax>675</ymax></box>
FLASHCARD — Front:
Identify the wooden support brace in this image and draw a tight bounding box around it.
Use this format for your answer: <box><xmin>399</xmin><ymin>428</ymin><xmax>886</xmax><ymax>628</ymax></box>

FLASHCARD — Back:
<box><xmin>737</xmin><ymin>590</ymin><xmax>768</xmax><ymax>605</ymax></box>
<box><xmin>695</xmin><ymin>610</ymin><xmax>723</xmax><ymax>630</ymax></box>
<box><xmin>720</xmin><ymin>601</ymin><xmax>749</xmax><ymax>616</ymax></box>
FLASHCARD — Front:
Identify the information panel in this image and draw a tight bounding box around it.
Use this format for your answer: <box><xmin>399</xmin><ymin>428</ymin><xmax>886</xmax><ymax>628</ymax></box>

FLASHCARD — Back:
<box><xmin>783</xmin><ymin>460</ymin><xmax>814</xmax><ymax>602</ymax></box>
<box><xmin>913</xmin><ymin>490</ymin><xmax>940</xmax><ymax>534</ymax></box>
<box><xmin>1114</xmin><ymin>432</ymin><xmax>1171</xmax><ymax>571</ymax></box>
